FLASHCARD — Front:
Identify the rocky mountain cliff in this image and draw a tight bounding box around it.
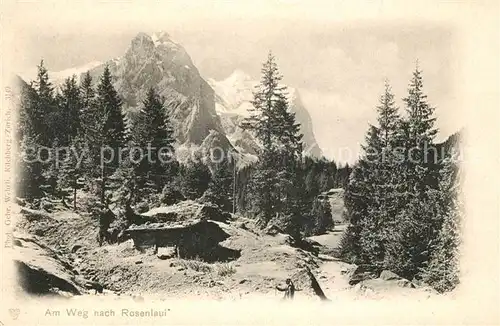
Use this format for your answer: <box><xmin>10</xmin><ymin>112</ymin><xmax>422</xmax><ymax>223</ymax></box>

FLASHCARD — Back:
<box><xmin>208</xmin><ymin>70</ymin><xmax>323</xmax><ymax>157</ymax></box>
<box><xmin>82</xmin><ymin>32</ymin><xmax>232</xmax><ymax>161</ymax></box>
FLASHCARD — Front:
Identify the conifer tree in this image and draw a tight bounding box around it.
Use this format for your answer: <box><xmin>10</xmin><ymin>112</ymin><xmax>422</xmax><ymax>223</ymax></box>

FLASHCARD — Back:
<box><xmin>420</xmin><ymin>152</ymin><xmax>461</xmax><ymax>292</ymax></box>
<box><xmin>17</xmin><ymin>133</ymin><xmax>45</xmax><ymax>199</ymax></box>
<box><xmin>273</xmin><ymin>98</ymin><xmax>304</xmax><ymax>217</ymax></box>
<box><xmin>96</xmin><ymin>65</ymin><xmax>127</xmax><ymax>166</ymax></box>
<box><xmin>58</xmin><ymin>136</ymin><xmax>87</xmax><ymax>210</ymax></box>
<box><xmin>242</xmin><ymin>52</ymin><xmax>288</xmax><ymax>149</ymax></box>
<box><xmin>17</xmin><ymin>80</ymin><xmax>38</xmax><ymax>143</ymax></box>
<box><xmin>58</xmin><ymin>75</ymin><xmax>82</xmax><ymax>144</ymax></box>
<box><xmin>341</xmin><ymin>82</ymin><xmax>401</xmax><ymax>265</ymax></box>
<box><xmin>246</xmin><ymin>153</ymin><xmax>279</xmax><ymax>224</ymax></box>
<box><xmin>80</xmin><ymin>71</ymin><xmax>95</xmax><ymax>113</ymax></box>
<box><xmin>16</xmin><ymin>64</ymin><xmax>53</xmax><ymax>200</ymax></box>
<box><xmin>401</xmin><ymin>65</ymin><xmax>439</xmax><ymax>190</ymax></box>
<box><xmin>305</xmin><ymin>198</ymin><xmax>333</xmax><ymax>236</ymax></box>
<box><xmin>86</xmin><ymin>66</ymin><xmax>127</xmax><ymax>203</ymax></box>
<box><xmin>377</xmin><ymin>82</ymin><xmax>400</xmax><ymax>147</ymax></box>
<box><xmin>31</xmin><ymin>60</ymin><xmax>57</xmax><ymax>145</ymax></box>
<box><xmin>204</xmin><ymin>158</ymin><xmax>234</xmax><ymax>212</ymax></box>
<box><xmin>341</xmin><ymin>129</ymin><xmax>382</xmax><ymax>263</ymax></box>
<box><xmin>79</xmin><ymin>71</ymin><xmax>105</xmax><ymax>181</ymax></box>
<box><xmin>132</xmin><ymin>87</ymin><xmax>176</xmax><ymax>191</ymax></box>
<box><xmin>383</xmin><ymin>66</ymin><xmax>441</xmax><ymax>278</ymax></box>
<box><xmin>241</xmin><ymin>52</ymin><xmax>303</xmax><ymax>226</ymax></box>
<box><xmin>362</xmin><ymin>84</ymin><xmax>402</xmax><ymax>265</ymax></box>
<box><xmin>180</xmin><ymin>160</ymin><xmax>212</xmax><ymax>200</ymax></box>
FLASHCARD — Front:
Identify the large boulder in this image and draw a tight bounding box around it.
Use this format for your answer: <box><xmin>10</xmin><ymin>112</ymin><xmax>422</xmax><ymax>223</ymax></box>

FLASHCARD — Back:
<box><xmin>348</xmin><ymin>264</ymin><xmax>382</xmax><ymax>285</ymax></box>
<box><xmin>378</xmin><ymin>270</ymin><xmax>416</xmax><ymax>288</ymax></box>
<box><xmin>380</xmin><ymin>270</ymin><xmax>401</xmax><ymax>281</ymax></box>
<box><xmin>197</xmin><ymin>203</ymin><xmax>231</xmax><ymax>222</ymax></box>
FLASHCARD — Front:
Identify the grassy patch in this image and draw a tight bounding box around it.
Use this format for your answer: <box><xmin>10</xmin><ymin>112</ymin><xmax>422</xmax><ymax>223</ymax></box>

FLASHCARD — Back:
<box><xmin>175</xmin><ymin>258</ymin><xmax>236</xmax><ymax>276</ymax></box>
<box><xmin>215</xmin><ymin>263</ymin><xmax>236</xmax><ymax>277</ymax></box>
<box><xmin>176</xmin><ymin>258</ymin><xmax>213</xmax><ymax>273</ymax></box>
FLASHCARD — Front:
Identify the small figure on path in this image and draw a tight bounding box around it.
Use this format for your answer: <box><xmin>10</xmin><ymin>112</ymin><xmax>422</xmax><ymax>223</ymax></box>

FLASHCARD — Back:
<box><xmin>276</xmin><ymin>278</ymin><xmax>295</xmax><ymax>300</ymax></box>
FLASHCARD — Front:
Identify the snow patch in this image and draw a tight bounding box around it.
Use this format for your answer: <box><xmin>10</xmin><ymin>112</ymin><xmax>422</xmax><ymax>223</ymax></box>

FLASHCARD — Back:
<box><xmin>151</xmin><ymin>31</ymin><xmax>170</xmax><ymax>47</ymax></box>
<box><xmin>19</xmin><ymin>61</ymin><xmax>103</xmax><ymax>85</ymax></box>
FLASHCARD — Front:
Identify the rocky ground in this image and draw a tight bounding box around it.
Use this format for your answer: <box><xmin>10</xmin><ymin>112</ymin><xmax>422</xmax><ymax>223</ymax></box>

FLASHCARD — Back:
<box><xmin>12</xmin><ymin>201</ymin><xmax>438</xmax><ymax>302</ymax></box>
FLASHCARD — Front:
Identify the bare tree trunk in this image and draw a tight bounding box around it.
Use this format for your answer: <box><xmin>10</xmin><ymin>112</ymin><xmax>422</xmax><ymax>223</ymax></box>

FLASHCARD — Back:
<box><xmin>100</xmin><ymin>164</ymin><xmax>106</xmax><ymax>204</ymax></box>
<box><xmin>73</xmin><ymin>186</ymin><xmax>77</xmax><ymax>211</ymax></box>
<box><xmin>304</xmin><ymin>266</ymin><xmax>330</xmax><ymax>301</ymax></box>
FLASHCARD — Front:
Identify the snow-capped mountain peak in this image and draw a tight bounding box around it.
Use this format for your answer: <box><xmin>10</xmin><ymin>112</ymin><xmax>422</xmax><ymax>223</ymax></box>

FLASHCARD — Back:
<box><xmin>151</xmin><ymin>31</ymin><xmax>173</xmax><ymax>47</ymax></box>
<box><xmin>225</xmin><ymin>69</ymin><xmax>253</xmax><ymax>84</ymax></box>
<box><xmin>209</xmin><ymin>69</ymin><xmax>323</xmax><ymax>157</ymax></box>
<box><xmin>19</xmin><ymin>61</ymin><xmax>103</xmax><ymax>88</ymax></box>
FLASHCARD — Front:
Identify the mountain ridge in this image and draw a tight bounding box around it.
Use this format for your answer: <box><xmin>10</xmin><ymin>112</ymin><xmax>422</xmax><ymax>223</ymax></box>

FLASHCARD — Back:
<box><xmin>17</xmin><ymin>32</ymin><xmax>323</xmax><ymax>162</ymax></box>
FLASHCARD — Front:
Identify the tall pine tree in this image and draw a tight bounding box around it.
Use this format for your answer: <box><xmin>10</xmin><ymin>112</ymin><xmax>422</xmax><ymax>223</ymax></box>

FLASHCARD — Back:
<box><xmin>31</xmin><ymin>60</ymin><xmax>57</xmax><ymax>146</ymax></box>
<box><xmin>91</xmin><ymin>66</ymin><xmax>127</xmax><ymax>203</ymax></box>
<box><xmin>420</xmin><ymin>150</ymin><xmax>461</xmax><ymax>292</ymax></box>
<box><xmin>96</xmin><ymin>65</ymin><xmax>127</xmax><ymax>166</ymax></box>
<box><xmin>383</xmin><ymin>66</ymin><xmax>441</xmax><ymax>279</ymax></box>
<box><xmin>241</xmin><ymin>52</ymin><xmax>303</xmax><ymax>227</ymax></box>
<box><xmin>341</xmin><ymin>82</ymin><xmax>401</xmax><ymax>265</ymax></box>
<box><xmin>58</xmin><ymin>75</ymin><xmax>82</xmax><ymax>144</ymax></box>
<box><xmin>203</xmin><ymin>158</ymin><xmax>234</xmax><ymax>212</ymax></box>
<box><xmin>132</xmin><ymin>87</ymin><xmax>176</xmax><ymax>192</ymax></box>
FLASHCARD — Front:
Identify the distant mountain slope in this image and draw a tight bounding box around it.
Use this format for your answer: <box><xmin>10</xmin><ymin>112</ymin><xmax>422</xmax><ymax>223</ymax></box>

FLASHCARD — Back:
<box><xmin>207</xmin><ymin>70</ymin><xmax>323</xmax><ymax>158</ymax></box>
<box><xmin>83</xmin><ymin>32</ymin><xmax>232</xmax><ymax>158</ymax></box>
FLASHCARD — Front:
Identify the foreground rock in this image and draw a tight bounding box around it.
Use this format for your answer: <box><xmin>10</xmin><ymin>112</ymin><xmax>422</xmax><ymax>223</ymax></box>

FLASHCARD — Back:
<box><xmin>13</xmin><ymin>234</ymin><xmax>83</xmax><ymax>296</ymax></box>
<box><xmin>348</xmin><ymin>264</ymin><xmax>382</xmax><ymax>285</ymax></box>
<box><xmin>380</xmin><ymin>270</ymin><xmax>401</xmax><ymax>281</ymax></box>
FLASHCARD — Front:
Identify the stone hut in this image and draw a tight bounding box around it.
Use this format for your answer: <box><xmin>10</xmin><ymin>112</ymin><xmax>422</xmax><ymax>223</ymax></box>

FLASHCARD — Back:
<box><xmin>124</xmin><ymin>220</ymin><xmax>231</xmax><ymax>260</ymax></box>
<box><xmin>123</xmin><ymin>200</ymin><xmax>239</xmax><ymax>261</ymax></box>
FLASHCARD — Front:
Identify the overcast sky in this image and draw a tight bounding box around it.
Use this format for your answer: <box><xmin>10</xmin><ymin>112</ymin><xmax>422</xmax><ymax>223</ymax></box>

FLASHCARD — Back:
<box><xmin>6</xmin><ymin>1</ymin><xmax>465</xmax><ymax>164</ymax></box>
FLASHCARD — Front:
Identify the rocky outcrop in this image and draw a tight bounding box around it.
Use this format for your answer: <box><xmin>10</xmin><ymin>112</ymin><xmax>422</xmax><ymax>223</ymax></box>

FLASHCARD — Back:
<box><xmin>348</xmin><ymin>264</ymin><xmax>382</xmax><ymax>285</ymax></box>
<box><xmin>13</xmin><ymin>234</ymin><xmax>83</xmax><ymax>296</ymax></box>
<box><xmin>348</xmin><ymin>266</ymin><xmax>422</xmax><ymax>298</ymax></box>
<box><xmin>83</xmin><ymin>32</ymin><xmax>233</xmax><ymax>161</ymax></box>
<box><xmin>380</xmin><ymin>269</ymin><xmax>401</xmax><ymax>281</ymax></box>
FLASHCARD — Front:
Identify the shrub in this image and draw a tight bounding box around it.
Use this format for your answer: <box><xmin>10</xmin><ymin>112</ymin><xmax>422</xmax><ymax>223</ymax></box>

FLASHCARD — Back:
<box><xmin>215</xmin><ymin>263</ymin><xmax>236</xmax><ymax>277</ymax></box>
